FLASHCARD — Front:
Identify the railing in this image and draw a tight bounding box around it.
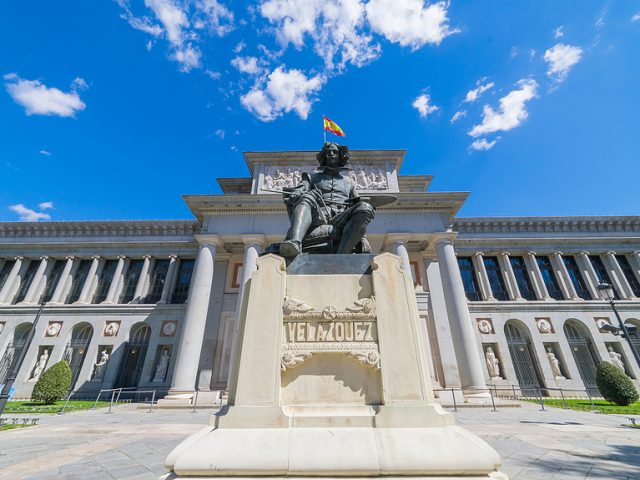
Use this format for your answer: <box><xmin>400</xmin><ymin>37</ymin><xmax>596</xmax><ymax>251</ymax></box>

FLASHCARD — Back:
<box><xmin>90</xmin><ymin>387</ymin><xmax>157</xmax><ymax>414</ymax></box>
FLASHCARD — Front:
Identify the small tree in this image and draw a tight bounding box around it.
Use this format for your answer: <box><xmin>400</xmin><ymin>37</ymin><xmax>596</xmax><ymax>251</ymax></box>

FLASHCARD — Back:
<box><xmin>31</xmin><ymin>361</ymin><xmax>72</xmax><ymax>404</ymax></box>
<box><xmin>595</xmin><ymin>361</ymin><xmax>639</xmax><ymax>406</ymax></box>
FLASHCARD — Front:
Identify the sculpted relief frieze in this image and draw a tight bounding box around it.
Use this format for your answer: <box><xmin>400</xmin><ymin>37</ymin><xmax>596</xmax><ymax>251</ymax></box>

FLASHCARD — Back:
<box><xmin>281</xmin><ymin>297</ymin><xmax>381</xmax><ymax>371</ymax></box>
<box><xmin>262</xmin><ymin>165</ymin><xmax>388</xmax><ymax>192</ymax></box>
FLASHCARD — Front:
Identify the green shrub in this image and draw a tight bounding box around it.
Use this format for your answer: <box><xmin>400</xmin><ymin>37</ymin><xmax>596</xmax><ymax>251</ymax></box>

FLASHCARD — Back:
<box><xmin>596</xmin><ymin>361</ymin><xmax>639</xmax><ymax>406</ymax></box>
<box><xmin>31</xmin><ymin>361</ymin><xmax>72</xmax><ymax>404</ymax></box>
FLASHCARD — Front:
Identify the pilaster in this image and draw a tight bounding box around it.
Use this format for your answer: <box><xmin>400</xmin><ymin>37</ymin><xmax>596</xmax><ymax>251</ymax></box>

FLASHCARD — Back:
<box><xmin>524</xmin><ymin>252</ymin><xmax>550</xmax><ymax>301</ymax></box>
<box><xmin>498</xmin><ymin>252</ymin><xmax>522</xmax><ymax>300</ymax></box>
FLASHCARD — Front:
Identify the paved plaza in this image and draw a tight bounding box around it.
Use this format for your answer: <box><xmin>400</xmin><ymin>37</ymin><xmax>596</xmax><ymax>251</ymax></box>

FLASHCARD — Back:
<box><xmin>0</xmin><ymin>401</ymin><xmax>638</xmax><ymax>480</ymax></box>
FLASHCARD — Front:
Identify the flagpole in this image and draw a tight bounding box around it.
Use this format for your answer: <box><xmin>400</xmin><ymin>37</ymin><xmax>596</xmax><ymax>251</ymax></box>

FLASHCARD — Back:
<box><xmin>323</xmin><ymin>115</ymin><xmax>326</xmax><ymax>144</ymax></box>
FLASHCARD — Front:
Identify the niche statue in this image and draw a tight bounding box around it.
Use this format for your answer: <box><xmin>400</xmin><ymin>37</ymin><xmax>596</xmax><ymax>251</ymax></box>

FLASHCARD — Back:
<box><xmin>266</xmin><ymin>143</ymin><xmax>392</xmax><ymax>257</ymax></box>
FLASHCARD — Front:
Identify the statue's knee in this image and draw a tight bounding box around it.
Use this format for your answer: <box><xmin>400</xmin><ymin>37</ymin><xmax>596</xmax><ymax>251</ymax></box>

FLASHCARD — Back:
<box><xmin>354</xmin><ymin>202</ymin><xmax>375</xmax><ymax>221</ymax></box>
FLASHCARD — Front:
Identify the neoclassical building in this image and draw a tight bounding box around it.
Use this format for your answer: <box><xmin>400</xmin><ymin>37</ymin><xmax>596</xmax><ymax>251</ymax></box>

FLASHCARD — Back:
<box><xmin>1</xmin><ymin>149</ymin><xmax>639</xmax><ymax>402</ymax></box>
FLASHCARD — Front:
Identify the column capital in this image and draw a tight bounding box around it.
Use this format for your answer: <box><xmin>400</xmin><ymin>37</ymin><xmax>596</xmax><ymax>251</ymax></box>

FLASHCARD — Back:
<box><xmin>432</xmin><ymin>233</ymin><xmax>457</xmax><ymax>248</ymax></box>
<box><xmin>142</xmin><ymin>254</ymin><xmax>152</xmax><ymax>260</ymax></box>
<box><xmin>383</xmin><ymin>233</ymin><xmax>412</xmax><ymax>248</ymax></box>
<box><xmin>552</xmin><ymin>251</ymin><xmax>563</xmax><ymax>257</ymax></box>
<box><xmin>499</xmin><ymin>251</ymin><xmax>511</xmax><ymax>257</ymax></box>
<box><xmin>240</xmin><ymin>234</ymin><xmax>267</xmax><ymax>248</ymax></box>
<box><xmin>39</xmin><ymin>255</ymin><xmax>50</xmax><ymax>261</ymax></box>
<box><xmin>65</xmin><ymin>255</ymin><xmax>75</xmax><ymax>261</ymax></box>
<box><xmin>195</xmin><ymin>234</ymin><xmax>224</xmax><ymax>247</ymax></box>
<box><xmin>578</xmin><ymin>251</ymin><xmax>590</xmax><ymax>257</ymax></box>
<box><xmin>526</xmin><ymin>251</ymin><xmax>537</xmax><ymax>257</ymax></box>
<box><xmin>605</xmin><ymin>250</ymin><xmax>617</xmax><ymax>256</ymax></box>
<box><xmin>14</xmin><ymin>256</ymin><xmax>24</xmax><ymax>261</ymax></box>
<box><xmin>168</xmin><ymin>254</ymin><xmax>178</xmax><ymax>260</ymax></box>
<box><xmin>91</xmin><ymin>255</ymin><xmax>101</xmax><ymax>260</ymax></box>
<box><xmin>633</xmin><ymin>251</ymin><xmax>640</xmax><ymax>256</ymax></box>
<box><xmin>116</xmin><ymin>255</ymin><xmax>127</xmax><ymax>260</ymax></box>
<box><xmin>473</xmin><ymin>251</ymin><xmax>485</xmax><ymax>258</ymax></box>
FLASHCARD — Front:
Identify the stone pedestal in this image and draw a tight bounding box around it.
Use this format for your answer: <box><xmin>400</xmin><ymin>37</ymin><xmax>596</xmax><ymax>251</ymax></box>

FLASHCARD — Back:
<box><xmin>164</xmin><ymin>253</ymin><xmax>506</xmax><ymax>479</ymax></box>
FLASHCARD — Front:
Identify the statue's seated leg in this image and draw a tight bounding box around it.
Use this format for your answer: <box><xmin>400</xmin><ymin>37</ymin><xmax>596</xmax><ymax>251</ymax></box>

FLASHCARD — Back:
<box><xmin>336</xmin><ymin>202</ymin><xmax>375</xmax><ymax>254</ymax></box>
<box><xmin>280</xmin><ymin>202</ymin><xmax>313</xmax><ymax>257</ymax></box>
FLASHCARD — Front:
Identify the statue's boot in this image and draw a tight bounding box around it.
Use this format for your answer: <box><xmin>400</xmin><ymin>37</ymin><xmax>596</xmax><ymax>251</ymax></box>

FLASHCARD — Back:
<box><xmin>279</xmin><ymin>240</ymin><xmax>302</xmax><ymax>257</ymax></box>
<box><xmin>280</xmin><ymin>204</ymin><xmax>312</xmax><ymax>257</ymax></box>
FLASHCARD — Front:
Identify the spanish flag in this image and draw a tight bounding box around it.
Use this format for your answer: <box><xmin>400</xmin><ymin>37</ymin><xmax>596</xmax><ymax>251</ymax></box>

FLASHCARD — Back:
<box><xmin>323</xmin><ymin>115</ymin><xmax>345</xmax><ymax>137</ymax></box>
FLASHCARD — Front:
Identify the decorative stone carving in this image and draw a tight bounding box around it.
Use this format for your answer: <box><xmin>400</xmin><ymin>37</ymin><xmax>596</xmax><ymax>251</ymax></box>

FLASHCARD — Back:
<box><xmin>349</xmin><ymin>350</ymin><xmax>381</xmax><ymax>370</ymax></box>
<box><xmin>608</xmin><ymin>345</ymin><xmax>626</xmax><ymax>372</ymax></box>
<box><xmin>595</xmin><ymin>317</ymin><xmax>612</xmax><ymax>332</ymax></box>
<box><xmin>477</xmin><ymin>318</ymin><xmax>493</xmax><ymax>334</ymax></box>
<box><xmin>281</xmin><ymin>351</ymin><xmax>312</xmax><ymax>371</ymax></box>
<box><xmin>546</xmin><ymin>347</ymin><xmax>565</xmax><ymax>379</ymax></box>
<box><xmin>29</xmin><ymin>349</ymin><xmax>49</xmax><ymax>381</ymax></box>
<box><xmin>153</xmin><ymin>348</ymin><xmax>171</xmax><ymax>382</ymax></box>
<box><xmin>262</xmin><ymin>165</ymin><xmax>388</xmax><ymax>192</ymax></box>
<box><xmin>103</xmin><ymin>321</ymin><xmax>120</xmax><ymax>337</ymax></box>
<box><xmin>161</xmin><ymin>320</ymin><xmax>177</xmax><ymax>337</ymax></box>
<box><xmin>484</xmin><ymin>346</ymin><xmax>500</xmax><ymax>379</ymax></box>
<box><xmin>536</xmin><ymin>318</ymin><xmax>553</xmax><ymax>334</ymax></box>
<box><xmin>92</xmin><ymin>349</ymin><xmax>110</xmax><ymax>381</ymax></box>
<box><xmin>345</xmin><ymin>296</ymin><xmax>376</xmax><ymax>313</ymax></box>
<box><xmin>45</xmin><ymin>322</ymin><xmax>62</xmax><ymax>337</ymax></box>
<box><xmin>282</xmin><ymin>297</ymin><xmax>313</xmax><ymax>315</ymax></box>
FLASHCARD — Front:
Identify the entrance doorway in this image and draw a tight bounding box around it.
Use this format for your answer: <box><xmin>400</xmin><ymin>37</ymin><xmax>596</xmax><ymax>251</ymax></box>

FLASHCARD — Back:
<box><xmin>64</xmin><ymin>323</ymin><xmax>94</xmax><ymax>389</ymax></box>
<box><xmin>0</xmin><ymin>323</ymin><xmax>33</xmax><ymax>384</ymax></box>
<box><xmin>116</xmin><ymin>323</ymin><xmax>151</xmax><ymax>388</ymax></box>
<box><xmin>505</xmin><ymin>321</ymin><xmax>545</xmax><ymax>396</ymax></box>
<box><xmin>564</xmin><ymin>321</ymin><xmax>600</xmax><ymax>396</ymax></box>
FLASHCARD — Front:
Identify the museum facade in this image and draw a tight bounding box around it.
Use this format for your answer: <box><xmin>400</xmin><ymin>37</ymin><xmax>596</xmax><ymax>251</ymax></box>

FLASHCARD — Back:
<box><xmin>1</xmin><ymin>149</ymin><xmax>639</xmax><ymax>401</ymax></box>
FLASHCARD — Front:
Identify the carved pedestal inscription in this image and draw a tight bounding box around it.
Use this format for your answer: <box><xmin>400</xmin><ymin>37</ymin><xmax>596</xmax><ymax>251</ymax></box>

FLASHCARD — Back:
<box><xmin>281</xmin><ymin>297</ymin><xmax>381</xmax><ymax>371</ymax></box>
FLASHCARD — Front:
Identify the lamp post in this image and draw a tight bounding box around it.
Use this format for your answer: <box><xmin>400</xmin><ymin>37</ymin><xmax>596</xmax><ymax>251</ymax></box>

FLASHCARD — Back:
<box><xmin>0</xmin><ymin>302</ymin><xmax>47</xmax><ymax>416</ymax></box>
<box><xmin>597</xmin><ymin>282</ymin><xmax>640</xmax><ymax>369</ymax></box>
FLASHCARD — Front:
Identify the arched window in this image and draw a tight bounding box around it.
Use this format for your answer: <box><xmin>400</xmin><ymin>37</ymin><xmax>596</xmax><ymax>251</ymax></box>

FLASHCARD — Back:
<box><xmin>504</xmin><ymin>320</ymin><xmax>545</xmax><ymax>396</ymax></box>
<box><xmin>0</xmin><ymin>323</ymin><xmax>33</xmax><ymax>384</ymax></box>
<box><xmin>116</xmin><ymin>323</ymin><xmax>151</xmax><ymax>388</ymax></box>
<box><xmin>64</xmin><ymin>323</ymin><xmax>94</xmax><ymax>388</ymax></box>
<box><xmin>563</xmin><ymin>320</ymin><xmax>600</xmax><ymax>396</ymax></box>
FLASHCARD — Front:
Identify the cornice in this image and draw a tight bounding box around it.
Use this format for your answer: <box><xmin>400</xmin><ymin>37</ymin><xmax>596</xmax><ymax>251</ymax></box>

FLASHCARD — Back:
<box><xmin>0</xmin><ymin>303</ymin><xmax>188</xmax><ymax>316</ymax></box>
<box><xmin>0</xmin><ymin>220</ymin><xmax>200</xmax><ymax>239</ymax></box>
<box><xmin>453</xmin><ymin>216</ymin><xmax>640</xmax><ymax>234</ymax></box>
<box><xmin>467</xmin><ymin>300</ymin><xmax>640</xmax><ymax>314</ymax></box>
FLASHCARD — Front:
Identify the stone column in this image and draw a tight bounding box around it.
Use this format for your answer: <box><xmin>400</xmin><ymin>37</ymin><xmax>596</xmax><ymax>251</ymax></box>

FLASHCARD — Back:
<box><xmin>132</xmin><ymin>255</ymin><xmax>153</xmax><ymax>303</ymax></box>
<box><xmin>158</xmin><ymin>255</ymin><xmax>180</xmax><ymax>304</ymax></box>
<box><xmin>472</xmin><ymin>252</ymin><xmax>495</xmax><ymax>301</ymax></box>
<box><xmin>629</xmin><ymin>252</ymin><xmax>640</xmax><ymax>287</ymax></box>
<box><xmin>603</xmin><ymin>251</ymin><xmax>636</xmax><ymax>299</ymax></box>
<box><xmin>576</xmin><ymin>252</ymin><xmax>600</xmax><ymax>299</ymax></box>
<box><xmin>524</xmin><ymin>252</ymin><xmax>550</xmax><ymax>300</ymax></box>
<box><xmin>76</xmin><ymin>256</ymin><xmax>101</xmax><ymax>304</ymax></box>
<box><xmin>226</xmin><ymin>235</ymin><xmax>267</xmax><ymax>392</ymax></box>
<box><xmin>49</xmin><ymin>256</ymin><xmax>75</xmax><ymax>304</ymax></box>
<box><xmin>498</xmin><ymin>252</ymin><xmax>522</xmax><ymax>300</ymax></box>
<box><xmin>435</xmin><ymin>237</ymin><xmax>487</xmax><ymax>392</ymax></box>
<box><xmin>103</xmin><ymin>255</ymin><xmax>126</xmax><ymax>304</ymax></box>
<box><xmin>0</xmin><ymin>256</ymin><xmax>24</xmax><ymax>304</ymax></box>
<box><xmin>167</xmin><ymin>236</ymin><xmax>221</xmax><ymax>398</ymax></box>
<box><xmin>385</xmin><ymin>234</ymin><xmax>412</xmax><ymax>273</ymax></box>
<box><xmin>20</xmin><ymin>256</ymin><xmax>49</xmax><ymax>304</ymax></box>
<box><xmin>550</xmin><ymin>252</ymin><xmax>579</xmax><ymax>300</ymax></box>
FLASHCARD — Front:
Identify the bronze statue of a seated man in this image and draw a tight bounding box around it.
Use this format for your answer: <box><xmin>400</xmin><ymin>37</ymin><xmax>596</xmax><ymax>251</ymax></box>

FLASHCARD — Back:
<box><xmin>276</xmin><ymin>143</ymin><xmax>375</xmax><ymax>257</ymax></box>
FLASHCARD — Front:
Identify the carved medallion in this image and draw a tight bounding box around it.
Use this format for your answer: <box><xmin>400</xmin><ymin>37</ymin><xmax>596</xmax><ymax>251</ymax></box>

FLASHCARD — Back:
<box><xmin>161</xmin><ymin>320</ymin><xmax>178</xmax><ymax>337</ymax></box>
<box><xmin>45</xmin><ymin>322</ymin><xmax>62</xmax><ymax>337</ymax></box>
<box><xmin>535</xmin><ymin>318</ymin><xmax>553</xmax><ymax>334</ymax></box>
<box><xmin>103</xmin><ymin>321</ymin><xmax>120</xmax><ymax>337</ymax></box>
<box><xmin>476</xmin><ymin>318</ymin><xmax>493</xmax><ymax>334</ymax></box>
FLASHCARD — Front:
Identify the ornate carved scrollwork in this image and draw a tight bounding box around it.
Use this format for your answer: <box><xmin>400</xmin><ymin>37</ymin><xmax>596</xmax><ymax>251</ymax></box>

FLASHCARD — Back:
<box><xmin>283</xmin><ymin>297</ymin><xmax>377</xmax><ymax>320</ymax></box>
<box><xmin>281</xmin><ymin>351</ymin><xmax>313</xmax><ymax>372</ymax></box>
<box><xmin>348</xmin><ymin>350</ymin><xmax>381</xmax><ymax>370</ymax></box>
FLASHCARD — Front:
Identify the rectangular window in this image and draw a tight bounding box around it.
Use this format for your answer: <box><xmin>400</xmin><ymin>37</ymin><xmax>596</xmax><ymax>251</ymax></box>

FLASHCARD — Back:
<box><xmin>589</xmin><ymin>255</ymin><xmax>620</xmax><ymax>299</ymax></box>
<box><xmin>143</xmin><ymin>259</ymin><xmax>170</xmax><ymax>303</ymax></box>
<box><xmin>171</xmin><ymin>259</ymin><xmax>195</xmax><ymax>304</ymax></box>
<box><xmin>483</xmin><ymin>256</ymin><xmax>509</xmax><ymax>301</ymax></box>
<box><xmin>0</xmin><ymin>260</ymin><xmax>16</xmax><ymax>292</ymax></box>
<box><xmin>536</xmin><ymin>256</ymin><xmax>564</xmax><ymax>300</ymax></box>
<box><xmin>40</xmin><ymin>260</ymin><xmax>65</xmax><ymax>303</ymax></box>
<box><xmin>510</xmin><ymin>256</ymin><xmax>536</xmax><ymax>300</ymax></box>
<box><xmin>457</xmin><ymin>257</ymin><xmax>482</xmax><ymax>301</ymax></box>
<box><xmin>13</xmin><ymin>260</ymin><xmax>40</xmax><ymax>304</ymax></box>
<box><xmin>616</xmin><ymin>255</ymin><xmax>640</xmax><ymax>297</ymax></box>
<box><xmin>67</xmin><ymin>260</ymin><xmax>92</xmax><ymax>303</ymax></box>
<box><xmin>562</xmin><ymin>256</ymin><xmax>592</xmax><ymax>300</ymax></box>
<box><xmin>119</xmin><ymin>259</ymin><xmax>144</xmax><ymax>303</ymax></box>
<box><xmin>92</xmin><ymin>259</ymin><xmax>119</xmax><ymax>304</ymax></box>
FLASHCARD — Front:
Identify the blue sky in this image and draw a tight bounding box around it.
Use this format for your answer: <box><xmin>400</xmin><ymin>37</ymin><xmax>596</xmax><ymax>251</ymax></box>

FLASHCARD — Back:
<box><xmin>1</xmin><ymin>1</ymin><xmax>639</xmax><ymax>222</ymax></box>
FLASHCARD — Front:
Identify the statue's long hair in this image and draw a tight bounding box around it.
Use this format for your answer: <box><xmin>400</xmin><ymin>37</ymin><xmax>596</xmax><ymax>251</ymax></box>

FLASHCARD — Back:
<box><xmin>316</xmin><ymin>142</ymin><xmax>350</xmax><ymax>169</ymax></box>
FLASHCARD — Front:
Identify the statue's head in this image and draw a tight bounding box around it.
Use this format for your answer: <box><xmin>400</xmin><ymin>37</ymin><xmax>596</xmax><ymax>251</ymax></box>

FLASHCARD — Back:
<box><xmin>317</xmin><ymin>142</ymin><xmax>350</xmax><ymax>169</ymax></box>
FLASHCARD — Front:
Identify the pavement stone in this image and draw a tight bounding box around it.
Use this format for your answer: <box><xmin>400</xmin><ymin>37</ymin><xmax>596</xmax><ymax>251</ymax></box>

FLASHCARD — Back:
<box><xmin>0</xmin><ymin>402</ymin><xmax>638</xmax><ymax>479</ymax></box>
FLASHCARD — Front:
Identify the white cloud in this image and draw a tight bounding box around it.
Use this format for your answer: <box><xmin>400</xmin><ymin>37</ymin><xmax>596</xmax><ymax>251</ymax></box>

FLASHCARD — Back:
<box><xmin>470</xmin><ymin>138</ymin><xmax>497</xmax><ymax>151</ymax></box>
<box><xmin>214</xmin><ymin>129</ymin><xmax>225</xmax><ymax>139</ymax></box>
<box><xmin>450</xmin><ymin>110</ymin><xmax>466</xmax><ymax>123</ymax></box>
<box><xmin>231</xmin><ymin>56</ymin><xmax>263</xmax><ymax>75</ymax></box>
<box><xmin>595</xmin><ymin>8</ymin><xmax>607</xmax><ymax>28</ymax></box>
<box><xmin>193</xmin><ymin>0</ymin><xmax>234</xmax><ymax>36</ymax></box>
<box><xmin>632</xmin><ymin>13</ymin><xmax>640</xmax><ymax>22</ymax></box>
<box><xmin>145</xmin><ymin>0</ymin><xmax>189</xmax><ymax>45</ymax></box>
<box><xmin>205</xmin><ymin>69</ymin><xmax>221</xmax><ymax>80</ymax></box>
<box><xmin>8</xmin><ymin>204</ymin><xmax>51</xmax><ymax>222</ymax></box>
<box><xmin>464</xmin><ymin>80</ymin><xmax>494</xmax><ymax>103</ymax></box>
<box><xmin>553</xmin><ymin>26</ymin><xmax>564</xmax><ymax>39</ymax></box>
<box><xmin>543</xmin><ymin>43</ymin><xmax>582</xmax><ymax>82</ymax></box>
<box><xmin>260</xmin><ymin>0</ymin><xmax>380</xmax><ymax>70</ymax></box>
<box><xmin>234</xmin><ymin>40</ymin><xmax>246</xmax><ymax>53</ymax></box>
<box><xmin>171</xmin><ymin>44</ymin><xmax>201</xmax><ymax>72</ymax></box>
<box><xmin>240</xmin><ymin>67</ymin><xmax>324</xmax><ymax>121</ymax></box>
<box><xmin>411</xmin><ymin>93</ymin><xmax>439</xmax><ymax>118</ymax></box>
<box><xmin>366</xmin><ymin>0</ymin><xmax>458</xmax><ymax>50</ymax></box>
<box><xmin>39</xmin><ymin>150</ymin><xmax>52</xmax><ymax>156</ymax></box>
<box><xmin>4</xmin><ymin>73</ymin><xmax>86</xmax><ymax>117</ymax></box>
<box><xmin>38</xmin><ymin>201</ymin><xmax>54</xmax><ymax>210</ymax></box>
<box><xmin>469</xmin><ymin>78</ymin><xmax>537</xmax><ymax>137</ymax></box>
<box><xmin>71</xmin><ymin>77</ymin><xmax>89</xmax><ymax>91</ymax></box>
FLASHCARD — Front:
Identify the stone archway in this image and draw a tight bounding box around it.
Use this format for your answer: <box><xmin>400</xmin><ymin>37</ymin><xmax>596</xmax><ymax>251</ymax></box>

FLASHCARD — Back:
<box><xmin>64</xmin><ymin>322</ymin><xmax>94</xmax><ymax>388</ymax></box>
<box><xmin>563</xmin><ymin>320</ymin><xmax>600</xmax><ymax>396</ymax></box>
<box><xmin>504</xmin><ymin>320</ymin><xmax>545</xmax><ymax>396</ymax></box>
<box><xmin>115</xmin><ymin>323</ymin><xmax>151</xmax><ymax>388</ymax></box>
<box><xmin>0</xmin><ymin>322</ymin><xmax>32</xmax><ymax>384</ymax></box>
